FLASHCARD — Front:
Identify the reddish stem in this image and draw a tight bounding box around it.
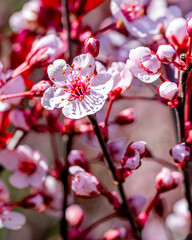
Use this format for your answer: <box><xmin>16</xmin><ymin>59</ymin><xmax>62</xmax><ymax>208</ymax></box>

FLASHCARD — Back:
<box><xmin>93</xmin><ymin>22</ymin><xmax>116</xmax><ymax>37</ymax></box>
<box><xmin>105</xmin><ymin>97</ymin><xmax>115</xmax><ymax>128</ymax></box>
<box><xmin>173</xmin><ymin>61</ymin><xmax>188</xmax><ymax>70</ymax></box>
<box><xmin>159</xmin><ymin>75</ymin><xmax>167</xmax><ymax>82</ymax></box>
<box><xmin>145</xmin><ymin>191</ymin><xmax>160</xmax><ymax>216</ymax></box>
<box><xmin>0</xmin><ymin>91</ymin><xmax>33</xmax><ymax>101</ymax></box>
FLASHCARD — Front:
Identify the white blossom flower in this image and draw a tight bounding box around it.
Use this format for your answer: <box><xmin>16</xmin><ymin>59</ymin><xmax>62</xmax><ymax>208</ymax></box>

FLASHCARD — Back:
<box><xmin>41</xmin><ymin>53</ymin><xmax>113</xmax><ymax>119</ymax></box>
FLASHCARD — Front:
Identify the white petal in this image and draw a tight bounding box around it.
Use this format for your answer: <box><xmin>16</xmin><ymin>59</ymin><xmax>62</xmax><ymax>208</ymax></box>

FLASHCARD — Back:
<box><xmin>72</xmin><ymin>53</ymin><xmax>95</xmax><ymax>78</ymax></box>
<box><xmin>48</xmin><ymin>59</ymin><xmax>73</xmax><ymax>86</ymax></box>
<box><xmin>90</xmin><ymin>73</ymin><xmax>113</xmax><ymax>94</ymax></box>
<box><xmin>41</xmin><ymin>87</ymin><xmax>70</xmax><ymax>110</ymax></box>
<box><xmin>1</xmin><ymin>212</ymin><xmax>26</xmax><ymax>230</ymax></box>
<box><xmin>138</xmin><ymin>71</ymin><xmax>161</xmax><ymax>83</ymax></box>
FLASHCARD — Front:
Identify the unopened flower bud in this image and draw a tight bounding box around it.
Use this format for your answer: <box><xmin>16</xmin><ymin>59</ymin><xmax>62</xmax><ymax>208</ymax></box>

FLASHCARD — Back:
<box><xmin>126</xmin><ymin>141</ymin><xmax>147</xmax><ymax>158</ymax></box>
<box><xmin>68</xmin><ymin>150</ymin><xmax>89</xmax><ymax>171</ymax></box>
<box><xmin>156</xmin><ymin>45</ymin><xmax>177</xmax><ymax>64</ymax></box>
<box><xmin>84</xmin><ymin>37</ymin><xmax>100</xmax><ymax>58</ymax></box>
<box><xmin>104</xmin><ymin>227</ymin><xmax>128</xmax><ymax>240</ymax></box>
<box><xmin>136</xmin><ymin>212</ymin><xmax>148</xmax><ymax>228</ymax></box>
<box><xmin>69</xmin><ymin>166</ymin><xmax>100</xmax><ymax>197</ymax></box>
<box><xmin>187</xmin><ymin>18</ymin><xmax>192</xmax><ymax>38</ymax></box>
<box><xmin>170</xmin><ymin>143</ymin><xmax>190</xmax><ymax>163</ymax></box>
<box><xmin>30</xmin><ymin>80</ymin><xmax>51</xmax><ymax>96</ymax></box>
<box><xmin>158</xmin><ymin>81</ymin><xmax>178</xmax><ymax>101</ymax></box>
<box><xmin>115</xmin><ymin>108</ymin><xmax>135</xmax><ymax>125</ymax></box>
<box><xmin>155</xmin><ymin>168</ymin><xmax>183</xmax><ymax>193</ymax></box>
<box><xmin>66</xmin><ymin>204</ymin><xmax>84</xmax><ymax>227</ymax></box>
<box><xmin>121</xmin><ymin>150</ymin><xmax>141</xmax><ymax>170</ymax></box>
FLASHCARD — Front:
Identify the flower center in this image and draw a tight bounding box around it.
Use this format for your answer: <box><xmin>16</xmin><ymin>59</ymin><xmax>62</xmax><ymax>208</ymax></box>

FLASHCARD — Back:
<box><xmin>121</xmin><ymin>0</ymin><xmax>144</xmax><ymax>22</ymax></box>
<box><xmin>19</xmin><ymin>160</ymin><xmax>37</xmax><ymax>175</ymax></box>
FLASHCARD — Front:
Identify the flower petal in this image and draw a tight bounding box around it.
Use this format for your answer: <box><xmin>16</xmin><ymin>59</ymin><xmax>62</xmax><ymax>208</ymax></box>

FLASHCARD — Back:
<box><xmin>41</xmin><ymin>87</ymin><xmax>70</xmax><ymax>110</ymax></box>
<box><xmin>90</xmin><ymin>73</ymin><xmax>113</xmax><ymax>94</ymax></box>
<box><xmin>0</xmin><ymin>150</ymin><xmax>19</xmax><ymax>171</ymax></box>
<box><xmin>9</xmin><ymin>171</ymin><xmax>29</xmax><ymax>189</ymax></box>
<box><xmin>1</xmin><ymin>212</ymin><xmax>26</xmax><ymax>230</ymax></box>
<box><xmin>48</xmin><ymin>59</ymin><xmax>73</xmax><ymax>86</ymax></box>
<box><xmin>72</xmin><ymin>53</ymin><xmax>95</xmax><ymax>78</ymax></box>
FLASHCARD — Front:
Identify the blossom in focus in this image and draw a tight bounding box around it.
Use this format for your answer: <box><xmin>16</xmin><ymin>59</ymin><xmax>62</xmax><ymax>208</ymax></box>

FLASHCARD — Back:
<box><xmin>0</xmin><ymin>66</ymin><xmax>26</xmax><ymax>112</ymax></box>
<box><xmin>170</xmin><ymin>143</ymin><xmax>190</xmax><ymax>163</ymax></box>
<box><xmin>156</xmin><ymin>45</ymin><xmax>177</xmax><ymax>64</ymax></box>
<box><xmin>41</xmin><ymin>53</ymin><xmax>113</xmax><ymax>119</ymax></box>
<box><xmin>166</xmin><ymin>198</ymin><xmax>190</xmax><ymax>236</ymax></box>
<box><xmin>66</xmin><ymin>204</ymin><xmax>84</xmax><ymax>227</ymax></box>
<box><xmin>126</xmin><ymin>47</ymin><xmax>161</xmax><ymax>83</ymax></box>
<box><xmin>69</xmin><ymin>166</ymin><xmax>100</xmax><ymax>197</ymax></box>
<box><xmin>107</xmin><ymin>62</ymin><xmax>133</xmax><ymax>95</ymax></box>
<box><xmin>0</xmin><ymin>145</ymin><xmax>48</xmax><ymax>189</ymax></box>
<box><xmin>155</xmin><ymin>168</ymin><xmax>183</xmax><ymax>192</ymax></box>
<box><xmin>165</xmin><ymin>18</ymin><xmax>189</xmax><ymax>51</ymax></box>
<box><xmin>121</xmin><ymin>149</ymin><xmax>141</xmax><ymax>170</ymax></box>
<box><xmin>158</xmin><ymin>81</ymin><xmax>178</xmax><ymax>101</ymax></box>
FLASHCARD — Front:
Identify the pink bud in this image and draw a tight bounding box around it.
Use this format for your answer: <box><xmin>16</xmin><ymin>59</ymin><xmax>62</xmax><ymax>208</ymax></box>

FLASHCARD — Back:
<box><xmin>115</xmin><ymin>108</ymin><xmax>135</xmax><ymax>125</ymax></box>
<box><xmin>156</xmin><ymin>45</ymin><xmax>177</xmax><ymax>64</ymax></box>
<box><xmin>121</xmin><ymin>150</ymin><xmax>141</xmax><ymax>170</ymax></box>
<box><xmin>30</xmin><ymin>80</ymin><xmax>51</xmax><ymax>96</ymax></box>
<box><xmin>68</xmin><ymin>150</ymin><xmax>89</xmax><ymax>171</ymax></box>
<box><xmin>187</xmin><ymin>18</ymin><xmax>192</xmax><ymax>38</ymax></box>
<box><xmin>136</xmin><ymin>212</ymin><xmax>148</xmax><ymax>228</ymax></box>
<box><xmin>9</xmin><ymin>109</ymin><xmax>30</xmax><ymax>131</ymax></box>
<box><xmin>126</xmin><ymin>141</ymin><xmax>147</xmax><ymax>158</ymax></box>
<box><xmin>84</xmin><ymin>37</ymin><xmax>100</xmax><ymax>58</ymax></box>
<box><xmin>170</xmin><ymin>143</ymin><xmax>190</xmax><ymax>163</ymax></box>
<box><xmin>70</xmin><ymin>166</ymin><xmax>100</xmax><ymax>197</ymax></box>
<box><xmin>66</xmin><ymin>204</ymin><xmax>84</xmax><ymax>227</ymax></box>
<box><xmin>155</xmin><ymin>168</ymin><xmax>183</xmax><ymax>192</ymax></box>
<box><xmin>158</xmin><ymin>81</ymin><xmax>178</xmax><ymax>101</ymax></box>
<box><xmin>104</xmin><ymin>227</ymin><xmax>128</xmax><ymax>240</ymax></box>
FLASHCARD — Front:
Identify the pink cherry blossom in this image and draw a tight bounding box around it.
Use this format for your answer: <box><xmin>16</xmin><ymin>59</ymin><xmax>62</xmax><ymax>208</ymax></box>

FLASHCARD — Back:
<box><xmin>68</xmin><ymin>150</ymin><xmax>88</xmax><ymax>171</ymax></box>
<box><xmin>0</xmin><ymin>207</ymin><xmax>26</xmax><ymax>230</ymax></box>
<box><xmin>126</xmin><ymin>141</ymin><xmax>147</xmax><ymax>158</ymax></box>
<box><xmin>110</xmin><ymin>0</ymin><xmax>158</xmax><ymax>43</ymax></box>
<box><xmin>170</xmin><ymin>143</ymin><xmax>190</xmax><ymax>163</ymax></box>
<box><xmin>165</xmin><ymin>18</ymin><xmax>189</xmax><ymax>50</ymax></box>
<box><xmin>107</xmin><ymin>62</ymin><xmax>133</xmax><ymax>94</ymax></box>
<box><xmin>156</xmin><ymin>45</ymin><xmax>177</xmax><ymax>64</ymax></box>
<box><xmin>69</xmin><ymin>166</ymin><xmax>100</xmax><ymax>197</ymax></box>
<box><xmin>0</xmin><ymin>180</ymin><xmax>10</xmax><ymax>203</ymax></box>
<box><xmin>0</xmin><ymin>67</ymin><xmax>26</xmax><ymax>112</ymax></box>
<box><xmin>0</xmin><ymin>145</ymin><xmax>48</xmax><ymax>189</ymax></box>
<box><xmin>166</xmin><ymin>198</ymin><xmax>190</xmax><ymax>235</ymax></box>
<box><xmin>155</xmin><ymin>168</ymin><xmax>183</xmax><ymax>192</ymax></box>
<box><xmin>158</xmin><ymin>81</ymin><xmax>178</xmax><ymax>101</ymax></box>
<box><xmin>126</xmin><ymin>47</ymin><xmax>161</xmax><ymax>83</ymax></box>
<box><xmin>41</xmin><ymin>53</ymin><xmax>113</xmax><ymax>119</ymax></box>
<box><xmin>66</xmin><ymin>204</ymin><xmax>84</xmax><ymax>227</ymax></box>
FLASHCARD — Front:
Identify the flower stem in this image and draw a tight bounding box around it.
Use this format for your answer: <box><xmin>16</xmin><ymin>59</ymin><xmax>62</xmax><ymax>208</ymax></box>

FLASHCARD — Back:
<box><xmin>93</xmin><ymin>22</ymin><xmax>116</xmax><ymax>37</ymax></box>
<box><xmin>88</xmin><ymin>114</ymin><xmax>141</xmax><ymax>240</ymax></box>
<box><xmin>145</xmin><ymin>192</ymin><xmax>160</xmax><ymax>216</ymax></box>
<box><xmin>0</xmin><ymin>91</ymin><xmax>33</xmax><ymax>101</ymax></box>
<box><xmin>105</xmin><ymin>98</ymin><xmax>114</xmax><ymax>129</ymax></box>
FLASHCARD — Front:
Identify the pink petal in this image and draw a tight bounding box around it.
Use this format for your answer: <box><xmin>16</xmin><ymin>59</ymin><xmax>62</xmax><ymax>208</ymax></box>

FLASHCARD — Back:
<box><xmin>1</xmin><ymin>212</ymin><xmax>26</xmax><ymax>230</ymax></box>
<box><xmin>0</xmin><ymin>150</ymin><xmax>19</xmax><ymax>171</ymax></box>
<box><xmin>9</xmin><ymin>171</ymin><xmax>29</xmax><ymax>189</ymax></box>
<box><xmin>28</xmin><ymin>165</ymin><xmax>47</xmax><ymax>187</ymax></box>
